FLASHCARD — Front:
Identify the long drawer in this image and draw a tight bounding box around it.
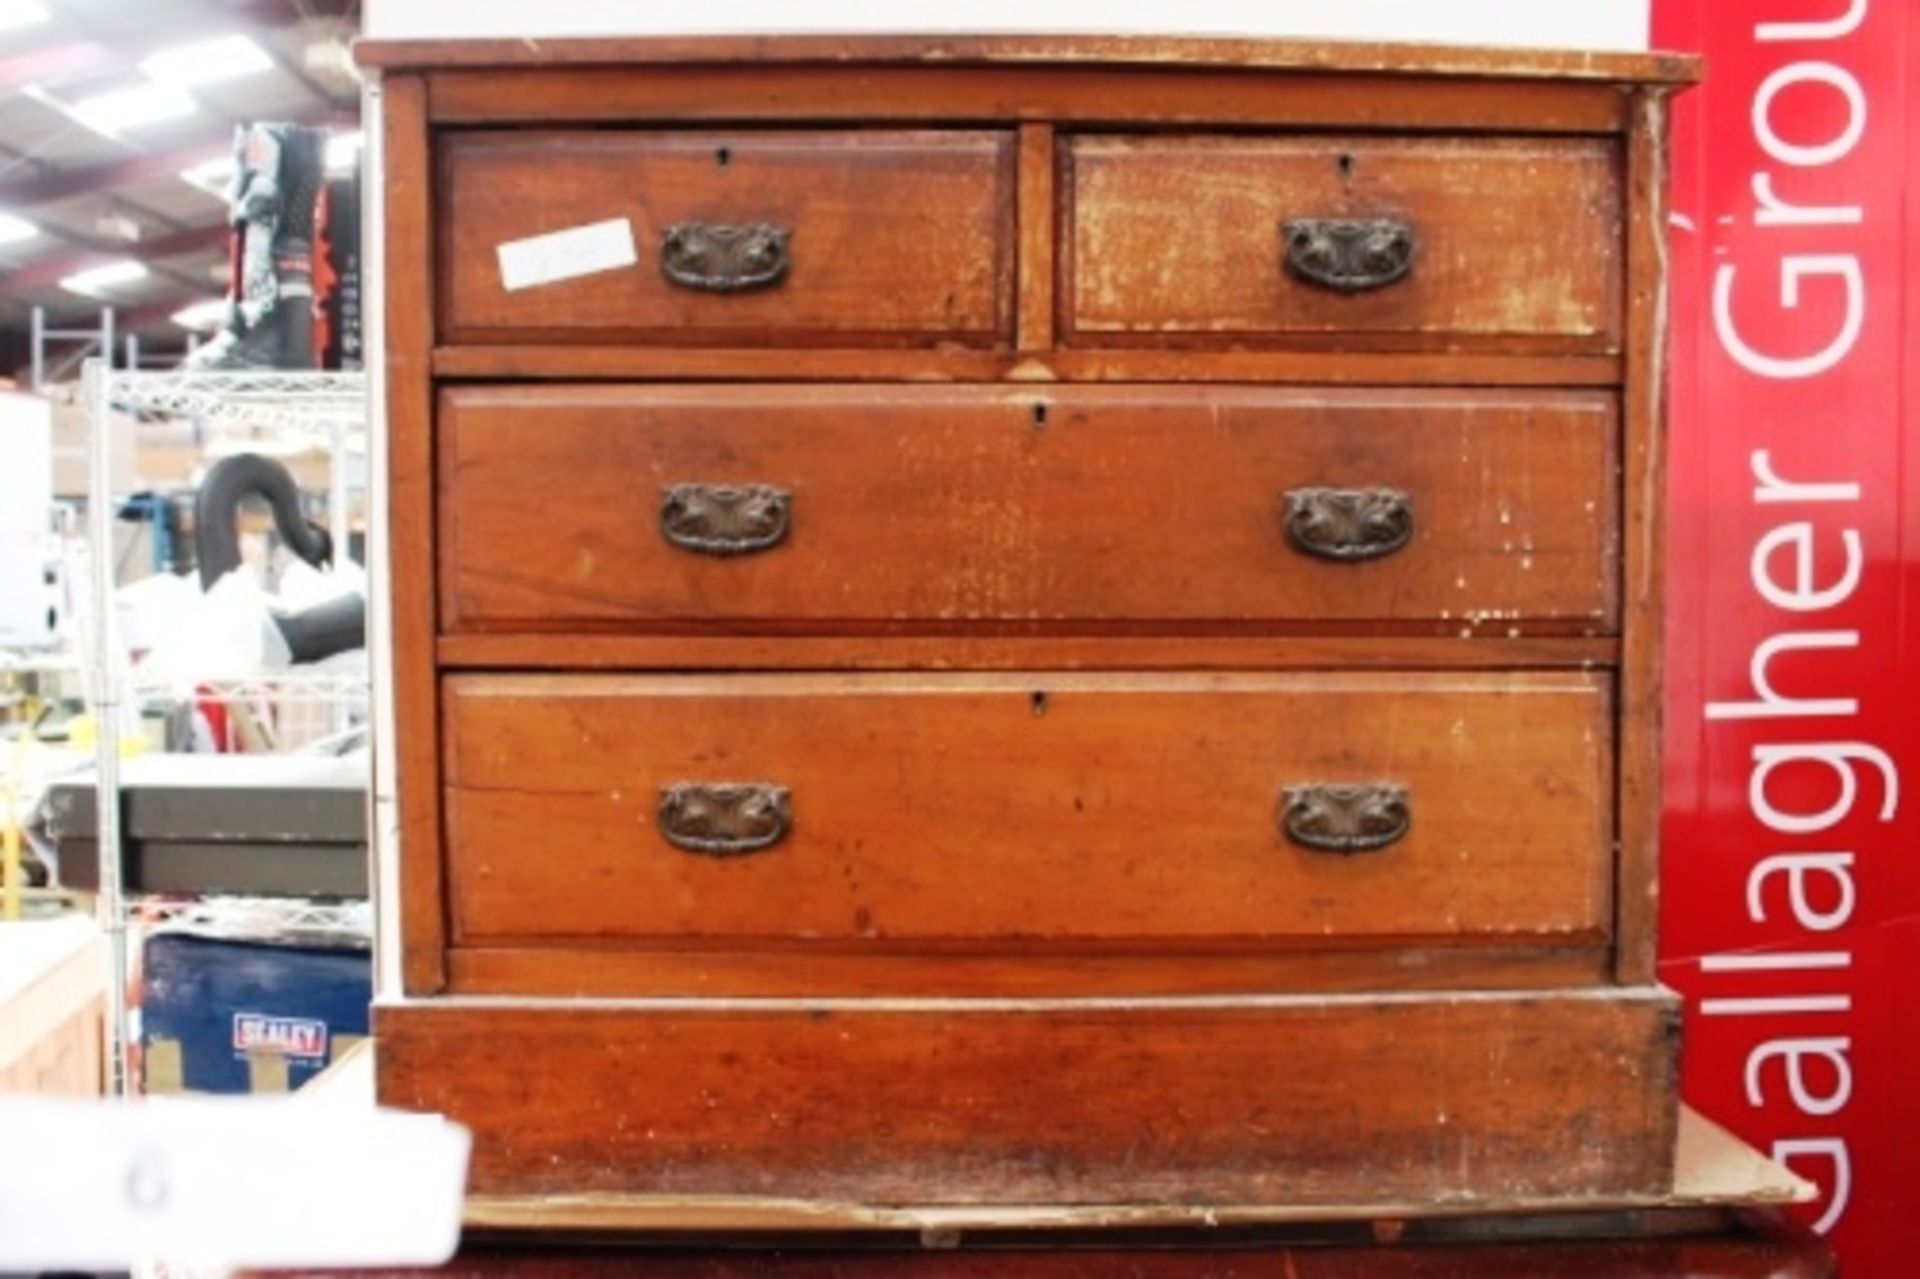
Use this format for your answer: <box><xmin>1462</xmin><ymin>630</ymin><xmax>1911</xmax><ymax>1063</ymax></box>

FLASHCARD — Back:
<box><xmin>438</xmin><ymin>130</ymin><xmax>1015</xmax><ymax>345</ymax></box>
<box><xmin>443</xmin><ymin>672</ymin><xmax>1613</xmax><ymax>950</ymax></box>
<box><xmin>438</xmin><ymin>385</ymin><xmax>1617</xmax><ymax>631</ymax></box>
<box><xmin>1066</xmin><ymin>134</ymin><xmax>1621</xmax><ymax>349</ymax></box>
<box><xmin>379</xmin><ymin>990</ymin><xmax>1680</xmax><ymax>1203</ymax></box>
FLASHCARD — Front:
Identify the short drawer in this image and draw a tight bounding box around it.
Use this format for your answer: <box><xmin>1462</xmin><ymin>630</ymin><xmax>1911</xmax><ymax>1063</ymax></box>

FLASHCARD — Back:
<box><xmin>443</xmin><ymin>672</ymin><xmax>1612</xmax><ymax>949</ymax></box>
<box><xmin>438</xmin><ymin>385</ymin><xmax>1617</xmax><ymax>631</ymax></box>
<box><xmin>438</xmin><ymin>130</ymin><xmax>1014</xmax><ymax>345</ymax></box>
<box><xmin>1065</xmin><ymin>134</ymin><xmax>1621</xmax><ymax>349</ymax></box>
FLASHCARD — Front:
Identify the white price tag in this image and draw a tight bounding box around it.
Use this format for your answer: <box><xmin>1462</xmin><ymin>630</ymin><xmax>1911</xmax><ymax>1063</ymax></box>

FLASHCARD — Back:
<box><xmin>496</xmin><ymin>217</ymin><xmax>638</xmax><ymax>291</ymax></box>
<box><xmin>0</xmin><ymin>1097</ymin><xmax>469</xmax><ymax>1270</ymax></box>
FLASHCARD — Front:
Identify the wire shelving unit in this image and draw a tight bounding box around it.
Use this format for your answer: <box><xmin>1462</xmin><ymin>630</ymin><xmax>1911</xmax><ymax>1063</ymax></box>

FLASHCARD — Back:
<box><xmin>80</xmin><ymin>360</ymin><xmax>371</xmax><ymax>1097</ymax></box>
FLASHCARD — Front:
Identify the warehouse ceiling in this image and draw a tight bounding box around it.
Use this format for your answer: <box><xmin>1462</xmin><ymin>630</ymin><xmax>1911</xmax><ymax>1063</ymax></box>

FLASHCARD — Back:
<box><xmin>0</xmin><ymin>0</ymin><xmax>360</xmax><ymax>383</ymax></box>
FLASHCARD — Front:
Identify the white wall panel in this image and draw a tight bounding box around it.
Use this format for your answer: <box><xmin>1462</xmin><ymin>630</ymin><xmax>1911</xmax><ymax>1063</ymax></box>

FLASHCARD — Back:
<box><xmin>365</xmin><ymin>1</ymin><xmax>1650</xmax><ymax>51</ymax></box>
<box><xmin>0</xmin><ymin>392</ymin><xmax>56</xmax><ymax>647</ymax></box>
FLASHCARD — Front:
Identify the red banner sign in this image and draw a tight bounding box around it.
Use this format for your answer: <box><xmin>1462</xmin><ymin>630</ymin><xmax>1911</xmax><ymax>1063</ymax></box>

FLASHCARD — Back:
<box><xmin>1652</xmin><ymin>2</ymin><xmax>1918</xmax><ymax>1271</ymax></box>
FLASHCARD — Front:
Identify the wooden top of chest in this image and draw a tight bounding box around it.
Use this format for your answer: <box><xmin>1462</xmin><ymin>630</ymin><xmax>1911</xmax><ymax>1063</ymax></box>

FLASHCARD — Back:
<box><xmin>354</xmin><ymin>32</ymin><xmax>1700</xmax><ymax>84</ymax></box>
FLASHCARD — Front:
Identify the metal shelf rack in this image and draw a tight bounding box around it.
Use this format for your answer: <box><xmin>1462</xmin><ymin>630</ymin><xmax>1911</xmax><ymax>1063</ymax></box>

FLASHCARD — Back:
<box><xmin>127</xmin><ymin>670</ymin><xmax>373</xmax><ymax>706</ymax></box>
<box><xmin>106</xmin><ymin>369</ymin><xmax>368</xmax><ymax>435</ymax></box>
<box><xmin>80</xmin><ymin>360</ymin><xmax>371</xmax><ymax>1097</ymax></box>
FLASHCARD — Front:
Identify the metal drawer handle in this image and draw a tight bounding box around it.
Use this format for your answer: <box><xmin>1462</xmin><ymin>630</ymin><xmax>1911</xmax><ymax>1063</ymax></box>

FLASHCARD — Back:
<box><xmin>1280</xmin><ymin>783</ymin><xmax>1411</xmax><ymax>854</ymax></box>
<box><xmin>1282</xmin><ymin>217</ymin><xmax>1414</xmax><ymax>292</ymax></box>
<box><xmin>658</xmin><ymin>782</ymin><xmax>792</xmax><ymax>857</ymax></box>
<box><xmin>1283</xmin><ymin>487</ymin><xmax>1413</xmax><ymax>561</ymax></box>
<box><xmin>661</xmin><ymin>483</ymin><xmax>792</xmax><ymax>556</ymax></box>
<box><xmin>661</xmin><ymin>221</ymin><xmax>791</xmax><ymax>293</ymax></box>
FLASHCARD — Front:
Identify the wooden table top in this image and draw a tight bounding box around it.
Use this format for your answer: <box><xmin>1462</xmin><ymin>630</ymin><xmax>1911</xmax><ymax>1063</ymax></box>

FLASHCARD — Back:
<box><xmin>353</xmin><ymin>32</ymin><xmax>1701</xmax><ymax>83</ymax></box>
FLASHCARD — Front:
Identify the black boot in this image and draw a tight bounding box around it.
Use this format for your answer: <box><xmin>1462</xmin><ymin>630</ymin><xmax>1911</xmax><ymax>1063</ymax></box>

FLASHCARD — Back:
<box><xmin>187</xmin><ymin>123</ymin><xmax>325</xmax><ymax>371</ymax></box>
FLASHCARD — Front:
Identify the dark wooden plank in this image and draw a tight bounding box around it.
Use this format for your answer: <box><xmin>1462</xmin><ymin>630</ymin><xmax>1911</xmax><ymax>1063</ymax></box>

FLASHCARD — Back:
<box><xmin>422</xmin><ymin>67</ymin><xmax>1630</xmax><ymax>135</ymax></box>
<box><xmin>354</xmin><ymin>34</ymin><xmax>1701</xmax><ymax>84</ymax></box>
<box><xmin>437</xmin><ymin>385</ymin><xmax>1618</xmax><ymax>631</ymax></box>
<box><xmin>447</xmin><ymin>945</ymin><xmax>1613</xmax><ymax>998</ymax></box>
<box><xmin>429</xmin><ymin>345</ymin><xmax>1624</xmax><ymax>384</ymax></box>
<box><xmin>1615</xmin><ymin>89</ymin><xmax>1675</xmax><ymax>985</ymax></box>
<box><xmin>378</xmin><ymin>72</ymin><xmax>445</xmax><ymax>995</ymax></box>
<box><xmin>375</xmin><ymin>988</ymin><xmax>1681</xmax><ymax>1202</ymax></box>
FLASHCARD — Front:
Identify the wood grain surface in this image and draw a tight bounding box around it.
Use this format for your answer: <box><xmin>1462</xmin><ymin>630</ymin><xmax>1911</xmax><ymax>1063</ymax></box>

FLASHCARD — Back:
<box><xmin>1016</xmin><ymin>123</ymin><xmax>1056</xmax><ymax>353</ymax></box>
<box><xmin>429</xmin><ymin>344</ymin><xmax>1624</xmax><ymax>384</ymax></box>
<box><xmin>375</xmin><ymin>988</ymin><xmax>1680</xmax><ymax>1203</ymax></box>
<box><xmin>421</xmin><ymin>66</ymin><xmax>1631</xmax><ymax>136</ymax></box>
<box><xmin>438</xmin><ymin>385</ymin><xmax>1617</xmax><ymax>632</ymax></box>
<box><xmin>1615</xmin><ymin>91</ymin><xmax>1676</xmax><ymax>984</ymax></box>
<box><xmin>1066</xmin><ymin>135</ymin><xmax>1621</xmax><ymax>350</ymax></box>
<box><xmin>433</xmin><ymin>634</ymin><xmax>1622</xmax><ymax>671</ymax></box>
<box><xmin>367</xmin><ymin>35</ymin><xmax>1690</xmax><ymax>1217</ymax></box>
<box><xmin>445</xmin><ymin>945</ymin><xmax>1611</xmax><ymax>999</ymax></box>
<box><xmin>378</xmin><ymin>73</ymin><xmax>446</xmax><ymax>994</ymax></box>
<box><xmin>356</xmin><ymin>33</ymin><xmax>1701</xmax><ymax>84</ymax></box>
<box><xmin>441</xmin><ymin>672</ymin><xmax>1612</xmax><ymax>951</ymax></box>
<box><xmin>438</xmin><ymin>130</ymin><xmax>1014</xmax><ymax>346</ymax></box>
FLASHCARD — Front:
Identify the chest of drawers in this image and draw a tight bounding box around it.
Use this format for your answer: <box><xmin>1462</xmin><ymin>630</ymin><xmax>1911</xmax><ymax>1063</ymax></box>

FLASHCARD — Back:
<box><xmin>358</xmin><ymin>34</ymin><xmax>1698</xmax><ymax>1214</ymax></box>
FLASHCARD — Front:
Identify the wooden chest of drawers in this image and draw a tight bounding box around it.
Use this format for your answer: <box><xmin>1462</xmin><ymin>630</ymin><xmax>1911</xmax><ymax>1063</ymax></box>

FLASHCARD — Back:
<box><xmin>359</xmin><ymin>33</ymin><xmax>1698</xmax><ymax>1213</ymax></box>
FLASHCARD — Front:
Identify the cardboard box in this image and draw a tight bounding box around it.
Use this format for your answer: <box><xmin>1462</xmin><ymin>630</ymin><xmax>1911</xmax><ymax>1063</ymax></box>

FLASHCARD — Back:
<box><xmin>141</xmin><ymin>932</ymin><xmax>369</xmax><ymax>1095</ymax></box>
<box><xmin>0</xmin><ymin>914</ymin><xmax>105</xmax><ymax>1096</ymax></box>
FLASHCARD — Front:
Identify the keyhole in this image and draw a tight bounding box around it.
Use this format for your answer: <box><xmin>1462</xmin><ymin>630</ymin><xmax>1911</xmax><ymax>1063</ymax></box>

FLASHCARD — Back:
<box><xmin>1337</xmin><ymin>153</ymin><xmax>1354</xmax><ymax>179</ymax></box>
<box><xmin>1030</xmin><ymin>690</ymin><xmax>1048</xmax><ymax>716</ymax></box>
<box><xmin>1032</xmin><ymin>403</ymin><xmax>1049</xmax><ymax>428</ymax></box>
<box><xmin>715</xmin><ymin>146</ymin><xmax>732</xmax><ymax>168</ymax></box>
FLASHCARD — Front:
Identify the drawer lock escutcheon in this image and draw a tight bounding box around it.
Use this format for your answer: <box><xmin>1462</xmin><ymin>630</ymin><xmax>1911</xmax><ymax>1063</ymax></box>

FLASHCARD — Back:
<box><xmin>1283</xmin><ymin>487</ymin><xmax>1413</xmax><ymax>561</ymax></box>
<box><xmin>658</xmin><ymin>782</ymin><xmax>792</xmax><ymax>857</ymax></box>
<box><xmin>661</xmin><ymin>221</ymin><xmax>792</xmax><ymax>293</ymax></box>
<box><xmin>1282</xmin><ymin>217</ymin><xmax>1415</xmax><ymax>293</ymax></box>
<box><xmin>1280</xmin><ymin>783</ymin><xmax>1411</xmax><ymax>854</ymax></box>
<box><xmin>661</xmin><ymin>483</ymin><xmax>792</xmax><ymax>556</ymax></box>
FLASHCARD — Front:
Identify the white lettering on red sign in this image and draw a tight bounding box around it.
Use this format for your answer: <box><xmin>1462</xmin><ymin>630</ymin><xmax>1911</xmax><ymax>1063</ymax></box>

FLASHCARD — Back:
<box><xmin>1695</xmin><ymin>3</ymin><xmax>1895</xmax><ymax>1239</ymax></box>
<box><xmin>232</xmin><ymin>1014</ymin><xmax>329</xmax><ymax>1060</ymax></box>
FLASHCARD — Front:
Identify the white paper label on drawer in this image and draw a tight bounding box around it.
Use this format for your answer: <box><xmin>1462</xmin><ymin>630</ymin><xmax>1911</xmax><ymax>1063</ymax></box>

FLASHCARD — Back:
<box><xmin>496</xmin><ymin>217</ymin><xmax>637</xmax><ymax>291</ymax></box>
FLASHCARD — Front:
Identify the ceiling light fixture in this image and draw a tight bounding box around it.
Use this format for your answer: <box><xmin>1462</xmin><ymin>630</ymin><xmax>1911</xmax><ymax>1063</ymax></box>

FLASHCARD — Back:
<box><xmin>0</xmin><ymin>2</ymin><xmax>51</xmax><ymax>35</ymax></box>
<box><xmin>325</xmin><ymin>131</ymin><xmax>364</xmax><ymax>173</ymax></box>
<box><xmin>71</xmin><ymin>82</ymin><xmax>197</xmax><ymax>137</ymax></box>
<box><xmin>180</xmin><ymin>153</ymin><xmax>236</xmax><ymax>198</ymax></box>
<box><xmin>0</xmin><ymin>210</ymin><xmax>38</xmax><ymax>244</ymax></box>
<box><xmin>140</xmin><ymin>34</ymin><xmax>274</xmax><ymax>89</ymax></box>
<box><xmin>171</xmin><ymin>299</ymin><xmax>229</xmax><ymax>331</ymax></box>
<box><xmin>60</xmin><ymin>259</ymin><xmax>149</xmax><ymax>297</ymax></box>
<box><xmin>95</xmin><ymin>211</ymin><xmax>142</xmax><ymax>242</ymax></box>
<box><xmin>303</xmin><ymin>38</ymin><xmax>353</xmax><ymax>77</ymax></box>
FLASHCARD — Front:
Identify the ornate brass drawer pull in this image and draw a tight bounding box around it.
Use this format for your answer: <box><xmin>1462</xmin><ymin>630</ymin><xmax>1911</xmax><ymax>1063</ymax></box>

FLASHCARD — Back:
<box><xmin>661</xmin><ymin>221</ymin><xmax>792</xmax><ymax>293</ymax></box>
<box><xmin>1283</xmin><ymin>487</ymin><xmax>1413</xmax><ymax>561</ymax></box>
<box><xmin>658</xmin><ymin>782</ymin><xmax>792</xmax><ymax>857</ymax></box>
<box><xmin>1282</xmin><ymin>217</ymin><xmax>1414</xmax><ymax>292</ymax></box>
<box><xmin>660</xmin><ymin>483</ymin><xmax>792</xmax><ymax>556</ymax></box>
<box><xmin>1280</xmin><ymin>783</ymin><xmax>1411</xmax><ymax>854</ymax></box>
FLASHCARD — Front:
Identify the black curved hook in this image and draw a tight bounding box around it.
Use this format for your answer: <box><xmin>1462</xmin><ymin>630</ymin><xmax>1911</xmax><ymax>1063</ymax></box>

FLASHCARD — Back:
<box><xmin>193</xmin><ymin>452</ymin><xmax>333</xmax><ymax>590</ymax></box>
